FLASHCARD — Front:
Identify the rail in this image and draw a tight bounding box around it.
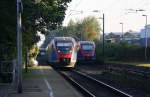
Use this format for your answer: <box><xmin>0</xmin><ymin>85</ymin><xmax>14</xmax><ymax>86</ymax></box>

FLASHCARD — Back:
<box><xmin>58</xmin><ymin>71</ymin><xmax>95</xmax><ymax>97</ymax></box>
<box><xmin>73</xmin><ymin>70</ymin><xmax>132</xmax><ymax>97</ymax></box>
<box><xmin>58</xmin><ymin>70</ymin><xmax>132</xmax><ymax>97</ymax></box>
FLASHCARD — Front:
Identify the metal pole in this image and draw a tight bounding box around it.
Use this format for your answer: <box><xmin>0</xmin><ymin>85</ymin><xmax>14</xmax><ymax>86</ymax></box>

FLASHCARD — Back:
<box><xmin>142</xmin><ymin>15</ymin><xmax>148</xmax><ymax>61</ymax></box>
<box><xmin>122</xmin><ymin>23</ymin><xmax>123</xmax><ymax>40</ymax></box>
<box><xmin>102</xmin><ymin>13</ymin><xmax>105</xmax><ymax>62</ymax></box>
<box><xmin>17</xmin><ymin>0</ymin><xmax>22</xmax><ymax>93</ymax></box>
<box><xmin>145</xmin><ymin>15</ymin><xmax>147</xmax><ymax>61</ymax></box>
<box><xmin>120</xmin><ymin>23</ymin><xmax>123</xmax><ymax>41</ymax></box>
<box><xmin>144</xmin><ymin>15</ymin><xmax>147</xmax><ymax>61</ymax></box>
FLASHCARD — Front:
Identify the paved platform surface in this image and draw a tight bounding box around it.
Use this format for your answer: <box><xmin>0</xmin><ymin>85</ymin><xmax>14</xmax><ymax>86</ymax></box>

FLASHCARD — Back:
<box><xmin>8</xmin><ymin>66</ymin><xmax>83</xmax><ymax>97</ymax></box>
<box><xmin>0</xmin><ymin>84</ymin><xmax>9</xmax><ymax>97</ymax></box>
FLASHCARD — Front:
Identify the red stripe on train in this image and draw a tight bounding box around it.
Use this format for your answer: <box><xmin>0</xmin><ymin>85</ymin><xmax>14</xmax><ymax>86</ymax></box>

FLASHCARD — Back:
<box><xmin>58</xmin><ymin>53</ymin><xmax>72</xmax><ymax>58</ymax></box>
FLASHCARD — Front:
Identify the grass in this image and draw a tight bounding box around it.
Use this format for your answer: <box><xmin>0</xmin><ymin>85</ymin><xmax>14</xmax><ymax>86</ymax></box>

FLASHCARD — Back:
<box><xmin>104</xmin><ymin>60</ymin><xmax>150</xmax><ymax>93</ymax></box>
<box><xmin>103</xmin><ymin>71</ymin><xmax>150</xmax><ymax>93</ymax></box>
<box><xmin>22</xmin><ymin>66</ymin><xmax>50</xmax><ymax>79</ymax></box>
<box><xmin>137</xmin><ymin>63</ymin><xmax>150</xmax><ymax>67</ymax></box>
<box><xmin>23</xmin><ymin>73</ymin><xmax>49</xmax><ymax>78</ymax></box>
<box><xmin>106</xmin><ymin>60</ymin><xmax>150</xmax><ymax>67</ymax></box>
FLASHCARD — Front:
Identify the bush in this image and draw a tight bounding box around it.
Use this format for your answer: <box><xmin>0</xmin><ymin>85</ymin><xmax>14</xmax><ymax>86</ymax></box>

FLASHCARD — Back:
<box><xmin>28</xmin><ymin>45</ymin><xmax>39</xmax><ymax>67</ymax></box>
<box><xmin>94</xmin><ymin>40</ymin><xmax>103</xmax><ymax>61</ymax></box>
<box><xmin>95</xmin><ymin>41</ymin><xmax>150</xmax><ymax>62</ymax></box>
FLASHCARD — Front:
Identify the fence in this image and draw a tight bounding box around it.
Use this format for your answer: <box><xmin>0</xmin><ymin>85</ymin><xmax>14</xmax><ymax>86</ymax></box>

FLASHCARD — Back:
<box><xmin>0</xmin><ymin>60</ymin><xmax>17</xmax><ymax>85</ymax></box>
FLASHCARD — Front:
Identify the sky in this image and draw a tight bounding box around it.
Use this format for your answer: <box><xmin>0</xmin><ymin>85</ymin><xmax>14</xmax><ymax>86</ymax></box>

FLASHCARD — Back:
<box><xmin>63</xmin><ymin>0</ymin><xmax>150</xmax><ymax>33</ymax></box>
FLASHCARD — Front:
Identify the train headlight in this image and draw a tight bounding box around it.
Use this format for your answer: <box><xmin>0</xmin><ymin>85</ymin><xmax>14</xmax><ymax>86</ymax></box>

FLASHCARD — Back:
<box><xmin>69</xmin><ymin>50</ymin><xmax>72</xmax><ymax>53</ymax></box>
<box><xmin>58</xmin><ymin>50</ymin><xmax>61</xmax><ymax>53</ymax></box>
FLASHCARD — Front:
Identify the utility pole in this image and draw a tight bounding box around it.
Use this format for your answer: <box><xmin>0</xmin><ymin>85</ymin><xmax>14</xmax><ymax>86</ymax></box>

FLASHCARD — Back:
<box><xmin>92</xmin><ymin>10</ymin><xmax>105</xmax><ymax>62</ymax></box>
<box><xmin>102</xmin><ymin>13</ymin><xmax>105</xmax><ymax>62</ymax></box>
<box><xmin>142</xmin><ymin>15</ymin><xmax>148</xmax><ymax>61</ymax></box>
<box><xmin>17</xmin><ymin>0</ymin><xmax>23</xmax><ymax>93</ymax></box>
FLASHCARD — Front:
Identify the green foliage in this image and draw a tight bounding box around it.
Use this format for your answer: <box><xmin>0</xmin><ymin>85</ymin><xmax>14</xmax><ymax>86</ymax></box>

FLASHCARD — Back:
<box><xmin>82</xmin><ymin>17</ymin><xmax>101</xmax><ymax>41</ymax></box>
<box><xmin>0</xmin><ymin>1</ymin><xmax>16</xmax><ymax>83</ymax></box>
<box><xmin>105</xmin><ymin>43</ymin><xmax>146</xmax><ymax>61</ymax></box>
<box><xmin>23</xmin><ymin>0</ymin><xmax>71</xmax><ymax>33</ymax></box>
<box><xmin>94</xmin><ymin>40</ymin><xmax>103</xmax><ymax>61</ymax></box>
<box><xmin>0</xmin><ymin>0</ymin><xmax>16</xmax><ymax>60</ymax></box>
<box><xmin>29</xmin><ymin>45</ymin><xmax>39</xmax><ymax>58</ymax></box>
<box><xmin>0</xmin><ymin>0</ymin><xmax>71</xmax><ymax>82</ymax></box>
<box><xmin>60</xmin><ymin>16</ymin><xmax>101</xmax><ymax>41</ymax></box>
<box><xmin>22</xmin><ymin>0</ymin><xmax>71</xmax><ymax>58</ymax></box>
<box><xmin>95</xmin><ymin>41</ymin><xmax>150</xmax><ymax>62</ymax></box>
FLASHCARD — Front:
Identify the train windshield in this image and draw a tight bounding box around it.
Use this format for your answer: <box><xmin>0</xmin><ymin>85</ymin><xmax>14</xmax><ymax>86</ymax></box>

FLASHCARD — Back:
<box><xmin>56</xmin><ymin>42</ymin><xmax>73</xmax><ymax>52</ymax></box>
<box><xmin>57</xmin><ymin>42</ymin><xmax>72</xmax><ymax>47</ymax></box>
<box><xmin>82</xmin><ymin>44</ymin><xmax>93</xmax><ymax>50</ymax></box>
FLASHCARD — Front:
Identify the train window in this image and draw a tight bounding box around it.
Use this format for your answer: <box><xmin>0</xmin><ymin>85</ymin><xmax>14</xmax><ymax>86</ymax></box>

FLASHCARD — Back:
<box><xmin>56</xmin><ymin>42</ymin><xmax>73</xmax><ymax>53</ymax></box>
<box><xmin>82</xmin><ymin>45</ymin><xmax>93</xmax><ymax>50</ymax></box>
<box><xmin>58</xmin><ymin>47</ymin><xmax>71</xmax><ymax>51</ymax></box>
<box><xmin>57</xmin><ymin>42</ymin><xmax>72</xmax><ymax>46</ymax></box>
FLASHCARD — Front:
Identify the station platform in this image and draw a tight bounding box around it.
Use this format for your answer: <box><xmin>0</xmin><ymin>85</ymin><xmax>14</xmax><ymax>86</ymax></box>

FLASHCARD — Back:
<box><xmin>8</xmin><ymin>66</ymin><xmax>83</xmax><ymax>97</ymax></box>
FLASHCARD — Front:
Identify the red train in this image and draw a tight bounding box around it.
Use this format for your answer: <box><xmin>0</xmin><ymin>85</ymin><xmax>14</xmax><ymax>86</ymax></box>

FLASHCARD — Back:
<box><xmin>77</xmin><ymin>41</ymin><xmax>96</xmax><ymax>61</ymax></box>
<box><xmin>46</xmin><ymin>37</ymin><xmax>78</xmax><ymax>68</ymax></box>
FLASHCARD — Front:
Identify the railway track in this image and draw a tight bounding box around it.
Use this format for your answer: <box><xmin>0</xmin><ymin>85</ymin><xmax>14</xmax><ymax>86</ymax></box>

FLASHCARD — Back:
<box><xmin>77</xmin><ymin>61</ymin><xmax>150</xmax><ymax>77</ymax></box>
<box><xmin>58</xmin><ymin>70</ymin><xmax>132</xmax><ymax>97</ymax></box>
<box><xmin>106</xmin><ymin>64</ymin><xmax>150</xmax><ymax>77</ymax></box>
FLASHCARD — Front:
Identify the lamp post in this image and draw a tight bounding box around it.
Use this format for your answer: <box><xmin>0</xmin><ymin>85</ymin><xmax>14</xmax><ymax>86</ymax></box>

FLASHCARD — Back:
<box><xmin>120</xmin><ymin>22</ymin><xmax>124</xmax><ymax>41</ymax></box>
<box><xmin>142</xmin><ymin>15</ymin><xmax>148</xmax><ymax>61</ymax></box>
<box><xmin>17</xmin><ymin>0</ymin><xmax>23</xmax><ymax>93</ymax></box>
<box><xmin>102</xmin><ymin>14</ymin><xmax>105</xmax><ymax>60</ymax></box>
<box><xmin>93</xmin><ymin>10</ymin><xmax>105</xmax><ymax>62</ymax></box>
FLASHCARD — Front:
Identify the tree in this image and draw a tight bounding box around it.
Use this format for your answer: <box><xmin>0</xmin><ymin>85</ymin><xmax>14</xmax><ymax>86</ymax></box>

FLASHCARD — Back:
<box><xmin>22</xmin><ymin>0</ymin><xmax>72</xmax><ymax>62</ymax></box>
<box><xmin>82</xmin><ymin>16</ymin><xmax>101</xmax><ymax>41</ymax></box>
<box><xmin>60</xmin><ymin>16</ymin><xmax>101</xmax><ymax>41</ymax></box>
<box><xmin>0</xmin><ymin>0</ymin><xmax>16</xmax><ymax>60</ymax></box>
<box><xmin>23</xmin><ymin>0</ymin><xmax>71</xmax><ymax>32</ymax></box>
<box><xmin>22</xmin><ymin>0</ymin><xmax>71</xmax><ymax>45</ymax></box>
<box><xmin>0</xmin><ymin>0</ymin><xmax>71</xmax><ymax>82</ymax></box>
<box><xmin>0</xmin><ymin>0</ymin><xmax>71</xmax><ymax>60</ymax></box>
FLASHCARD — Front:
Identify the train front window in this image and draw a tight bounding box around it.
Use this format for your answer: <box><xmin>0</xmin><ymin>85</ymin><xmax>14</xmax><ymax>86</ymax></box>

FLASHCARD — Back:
<box><xmin>56</xmin><ymin>42</ymin><xmax>73</xmax><ymax>53</ymax></box>
<box><xmin>82</xmin><ymin>44</ymin><xmax>93</xmax><ymax>51</ymax></box>
<box><xmin>57</xmin><ymin>42</ymin><xmax>72</xmax><ymax>47</ymax></box>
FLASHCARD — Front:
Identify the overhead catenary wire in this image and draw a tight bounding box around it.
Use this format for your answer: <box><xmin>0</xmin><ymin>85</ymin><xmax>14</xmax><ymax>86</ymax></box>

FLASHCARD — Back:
<box><xmin>64</xmin><ymin>0</ymin><xmax>83</xmax><ymax>25</ymax></box>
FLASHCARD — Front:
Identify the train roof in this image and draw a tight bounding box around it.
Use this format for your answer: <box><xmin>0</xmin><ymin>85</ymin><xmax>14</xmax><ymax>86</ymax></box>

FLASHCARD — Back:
<box><xmin>79</xmin><ymin>41</ymin><xmax>95</xmax><ymax>45</ymax></box>
<box><xmin>53</xmin><ymin>37</ymin><xmax>76</xmax><ymax>44</ymax></box>
<box><xmin>54</xmin><ymin>37</ymin><xmax>75</xmax><ymax>41</ymax></box>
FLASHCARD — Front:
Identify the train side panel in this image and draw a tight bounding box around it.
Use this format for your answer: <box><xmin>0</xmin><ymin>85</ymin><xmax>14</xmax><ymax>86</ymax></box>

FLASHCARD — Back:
<box><xmin>47</xmin><ymin>40</ymin><xmax>59</xmax><ymax>63</ymax></box>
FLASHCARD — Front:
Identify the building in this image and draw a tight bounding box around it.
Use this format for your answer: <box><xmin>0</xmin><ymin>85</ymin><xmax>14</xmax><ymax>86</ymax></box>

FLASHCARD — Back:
<box><xmin>105</xmin><ymin>32</ymin><xmax>121</xmax><ymax>43</ymax></box>
<box><xmin>140</xmin><ymin>25</ymin><xmax>150</xmax><ymax>46</ymax></box>
<box><xmin>105</xmin><ymin>31</ymin><xmax>140</xmax><ymax>45</ymax></box>
<box><xmin>123</xmin><ymin>31</ymin><xmax>140</xmax><ymax>45</ymax></box>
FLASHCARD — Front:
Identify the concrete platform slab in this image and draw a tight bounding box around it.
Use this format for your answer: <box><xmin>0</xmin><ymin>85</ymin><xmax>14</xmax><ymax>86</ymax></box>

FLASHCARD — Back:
<box><xmin>8</xmin><ymin>66</ymin><xmax>83</xmax><ymax>97</ymax></box>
